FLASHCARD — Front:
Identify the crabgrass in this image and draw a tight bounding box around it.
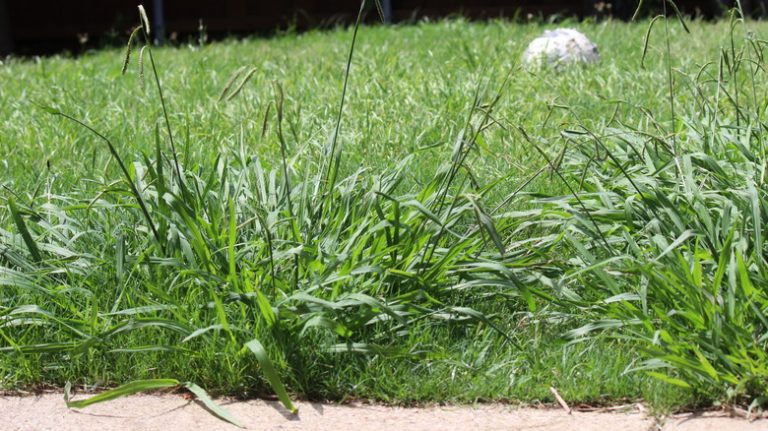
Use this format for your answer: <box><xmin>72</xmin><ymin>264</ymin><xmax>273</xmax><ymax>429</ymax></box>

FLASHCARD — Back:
<box><xmin>1</xmin><ymin>8</ymin><xmax>766</xmax><ymax>417</ymax></box>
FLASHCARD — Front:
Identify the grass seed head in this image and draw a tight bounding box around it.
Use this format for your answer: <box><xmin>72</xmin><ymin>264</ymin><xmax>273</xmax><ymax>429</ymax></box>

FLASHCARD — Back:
<box><xmin>138</xmin><ymin>5</ymin><xmax>151</xmax><ymax>36</ymax></box>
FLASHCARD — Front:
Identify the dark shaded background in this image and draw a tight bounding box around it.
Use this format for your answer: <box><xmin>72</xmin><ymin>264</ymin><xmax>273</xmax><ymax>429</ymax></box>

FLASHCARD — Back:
<box><xmin>0</xmin><ymin>0</ymin><xmax>760</xmax><ymax>56</ymax></box>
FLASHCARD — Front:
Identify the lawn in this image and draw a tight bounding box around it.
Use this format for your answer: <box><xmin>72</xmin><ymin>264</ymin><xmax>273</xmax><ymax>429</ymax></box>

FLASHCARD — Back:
<box><xmin>1</xmin><ymin>8</ymin><xmax>767</xmax><ymax>416</ymax></box>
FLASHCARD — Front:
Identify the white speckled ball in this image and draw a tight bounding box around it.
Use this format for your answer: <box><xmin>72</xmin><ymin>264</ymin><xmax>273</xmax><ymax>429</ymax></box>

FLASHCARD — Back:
<box><xmin>522</xmin><ymin>28</ymin><xmax>599</xmax><ymax>68</ymax></box>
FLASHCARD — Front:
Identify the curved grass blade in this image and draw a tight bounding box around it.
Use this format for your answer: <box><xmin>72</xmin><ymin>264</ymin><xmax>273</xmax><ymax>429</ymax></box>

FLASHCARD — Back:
<box><xmin>646</xmin><ymin>371</ymin><xmax>691</xmax><ymax>388</ymax></box>
<box><xmin>641</xmin><ymin>15</ymin><xmax>663</xmax><ymax>69</ymax></box>
<box><xmin>244</xmin><ymin>339</ymin><xmax>297</xmax><ymax>414</ymax></box>
<box><xmin>182</xmin><ymin>324</ymin><xmax>225</xmax><ymax>342</ymax></box>
<box><xmin>466</xmin><ymin>194</ymin><xmax>505</xmax><ymax>256</ymax></box>
<box><xmin>0</xmin><ymin>342</ymin><xmax>78</xmax><ymax>354</ymax></box>
<box><xmin>666</xmin><ymin>0</ymin><xmax>690</xmax><ymax>33</ymax></box>
<box><xmin>7</xmin><ymin>197</ymin><xmax>42</xmax><ymax>263</ymax></box>
<box><xmin>64</xmin><ymin>379</ymin><xmax>180</xmax><ymax>408</ymax></box>
<box><xmin>631</xmin><ymin>0</ymin><xmax>645</xmax><ymax>21</ymax></box>
<box><xmin>184</xmin><ymin>382</ymin><xmax>245</xmax><ymax>428</ymax></box>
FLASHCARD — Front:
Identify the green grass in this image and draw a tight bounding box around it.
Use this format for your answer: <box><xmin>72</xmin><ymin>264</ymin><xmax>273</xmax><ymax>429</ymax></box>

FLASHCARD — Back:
<box><xmin>1</xmin><ymin>18</ymin><xmax>729</xmax><ymax>191</ymax></box>
<box><xmin>1</xmin><ymin>7</ymin><xmax>766</xmax><ymax>417</ymax></box>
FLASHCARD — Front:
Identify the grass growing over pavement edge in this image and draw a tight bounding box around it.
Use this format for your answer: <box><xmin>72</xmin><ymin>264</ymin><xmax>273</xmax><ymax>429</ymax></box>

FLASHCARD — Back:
<box><xmin>1</xmin><ymin>0</ymin><xmax>767</xmax><ymax>422</ymax></box>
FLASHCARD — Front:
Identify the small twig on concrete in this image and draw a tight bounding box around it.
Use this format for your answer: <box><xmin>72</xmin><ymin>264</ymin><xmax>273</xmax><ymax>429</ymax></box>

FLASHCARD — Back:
<box><xmin>549</xmin><ymin>387</ymin><xmax>571</xmax><ymax>415</ymax></box>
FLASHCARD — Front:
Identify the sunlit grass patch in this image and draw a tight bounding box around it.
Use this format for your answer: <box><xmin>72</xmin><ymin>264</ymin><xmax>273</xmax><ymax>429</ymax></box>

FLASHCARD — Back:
<box><xmin>1</xmin><ymin>3</ymin><xmax>767</xmax><ymax>417</ymax></box>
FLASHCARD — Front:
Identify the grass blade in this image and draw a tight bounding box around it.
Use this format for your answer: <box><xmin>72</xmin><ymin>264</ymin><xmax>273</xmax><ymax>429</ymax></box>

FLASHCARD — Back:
<box><xmin>466</xmin><ymin>194</ymin><xmax>505</xmax><ymax>256</ymax></box>
<box><xmin>641</xmin><ymin>15</ymin><xmax>663</xmax><ymax>69</ymax></box>
<box><xmin>7</xmin><ymin>197</ymin><xmax>42</xmax><ymax>263</ymax></box>
<box><xmin>183</xmin><ymin>382</ymin><xmax>245</xmax><ymax>428</ymax></box>
<box><xmin>244</xmin><ymin>339</ymin><xmax>297</xmax><ymax>414</ymax></box>
<box><xmin>65</xmin><ymin>379</ymin><xmax>180</xmax><ymax>408</ymax></box>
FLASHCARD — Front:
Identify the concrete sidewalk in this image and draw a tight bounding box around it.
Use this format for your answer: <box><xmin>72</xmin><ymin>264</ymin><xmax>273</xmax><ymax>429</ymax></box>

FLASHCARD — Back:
<box><xmin>1</xmin><ymin>394</ymin><xmax>765</xmax><ymax>431</ymax></box>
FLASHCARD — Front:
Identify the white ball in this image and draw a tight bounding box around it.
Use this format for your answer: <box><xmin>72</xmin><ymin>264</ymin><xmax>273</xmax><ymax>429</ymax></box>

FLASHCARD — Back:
<box><xmin>522</xmin><ymin>28</ymin><xmax>600</xmax><ymax>68</ymax></box>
